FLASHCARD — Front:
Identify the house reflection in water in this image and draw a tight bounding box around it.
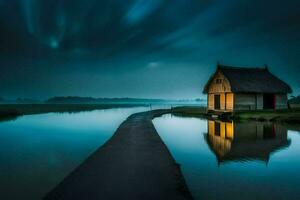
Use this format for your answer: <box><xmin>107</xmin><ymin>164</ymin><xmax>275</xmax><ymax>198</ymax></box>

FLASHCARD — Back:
<box><xmin>205</xmin><ymin>120</ymin><xmax>291</xmax><ymax>164</ymax></box>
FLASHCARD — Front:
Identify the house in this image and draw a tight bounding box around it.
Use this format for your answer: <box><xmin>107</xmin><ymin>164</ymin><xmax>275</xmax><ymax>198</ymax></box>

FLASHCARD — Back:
<box><xmin>203</xmin><ymin>64</ymin><xmax>292</xmax><ymax>112</ymax></box>
<box><xmin>205</xmin><ymin>119</ymin><xmax>290</xmax><ymax>164</ymax></box>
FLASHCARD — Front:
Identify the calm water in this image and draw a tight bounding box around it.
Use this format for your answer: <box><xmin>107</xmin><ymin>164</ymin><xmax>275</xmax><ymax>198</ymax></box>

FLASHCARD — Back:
<box><xmin>0</xmin><ymin>107</ymin><xmax>148</xmax><ymax>200</ymax></box>
<box><xmin>153</xmin><ymin>115</ymin><xmax>300</xmax><ymax>200</ymax></box>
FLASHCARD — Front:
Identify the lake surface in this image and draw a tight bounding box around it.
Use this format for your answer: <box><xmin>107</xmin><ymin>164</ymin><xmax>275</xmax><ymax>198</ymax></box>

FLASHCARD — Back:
<box><xmin>0</xmin><ymin>107</ymin><xmax>148</xmax><ymax>200</ymax></box>
<box><xmin>153</xmin><ymin>115</ymin><xmax>300</xmax><ymax>200</ymax></box>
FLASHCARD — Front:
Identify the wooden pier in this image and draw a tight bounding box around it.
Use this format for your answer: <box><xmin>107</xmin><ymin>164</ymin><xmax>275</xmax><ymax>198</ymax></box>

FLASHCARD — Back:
<box><xmin>44</xmin><ymin>110</ymin><xmax>192</xmax><ymax>200</ymax></box>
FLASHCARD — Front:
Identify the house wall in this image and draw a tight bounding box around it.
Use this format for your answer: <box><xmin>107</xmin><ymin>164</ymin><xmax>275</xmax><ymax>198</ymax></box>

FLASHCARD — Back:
<box><xmin>207</xmin><ymin>71</ymin><xmax>233</xmax><ymax>111</ymax></box>
<box><xmin>256</xmin><ymin>94</ymin><xmax>264</xmax><ymax>110</ymax></box>
<box><xmin>226</xmin><ymin>93</ymin><xmax>234</xmax><ymax>110</ymax></box>
<box><xmin>276</xmin><ymin>94</ymin><xmax>288</xmax><ymax>109</ymax></box>
<box><xmin>220</xmin><ymin>93</ymin><xmax>226</xmax><ymax>110</ymax></box>
<box><xmin>208</xmin><ymin>94</ymin><xmax>214</xmax><ymax>110</ymax></box>
<box><xmin>208</xmin><ymin>93</ymin><xmax>234</xmax><ymax>111</ymax></box>
<box><xmin>233</xmin><ymin>93</ymin><xmax>288</xmax><ymax>111</ymax></box>
<box><xmin>234</xmin><ymin>93</ymin><xmax>257</xmax><ymax>111</ymax></box>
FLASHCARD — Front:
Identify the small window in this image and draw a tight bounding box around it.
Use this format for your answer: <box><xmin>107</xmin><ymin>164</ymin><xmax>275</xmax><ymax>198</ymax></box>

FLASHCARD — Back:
<box><xmin>215</xmin><ymin>79</ymin><xmax>222</xmax><ymax>84</ymax></box>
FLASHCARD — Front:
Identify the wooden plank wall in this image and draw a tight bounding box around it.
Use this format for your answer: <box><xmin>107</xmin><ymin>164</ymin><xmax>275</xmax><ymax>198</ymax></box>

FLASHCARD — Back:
<box><xmin>207</xmin><ymin>71</ymin><xmax>233</xmax><ymax>111</ymax></box>
<box><xmin>226</xmin><ymin>93</ymin><xmax>234</xmax><ymax>111</ymax></box>
<box><xmin>234</xmin><ymin>94</ymin><xmax>256</xmax><ymax>111</ymax></box>
<box><xmin>276</xmin><ymin>94</ymin><xmax>288</xmax><ymax>109</ymax></box>
<box><xmin>208</xmin><ymin>94</ymin><xmax>214</xmax><ymax>110</ymax></box>
<box><xmin>256</xmin><ymin>94</ymin><xmax>263</xmax><ymax>110</ymax></box>
<box><xmin>208</xmin><ymin>93</ymin><xmax>233</xmax><ymax>111</ymax></box>
<box><xmin>220</xmin><ymin>93</ymin><xmax>226</xmax><ymax>110</ymax></box>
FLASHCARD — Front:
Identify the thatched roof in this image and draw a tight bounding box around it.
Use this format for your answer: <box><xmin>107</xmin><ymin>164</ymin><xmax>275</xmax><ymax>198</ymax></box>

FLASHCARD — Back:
<box><xmin>203</xmin><ymin>64</ymin><xmax>292</xmax><ymax>93</ymax></box>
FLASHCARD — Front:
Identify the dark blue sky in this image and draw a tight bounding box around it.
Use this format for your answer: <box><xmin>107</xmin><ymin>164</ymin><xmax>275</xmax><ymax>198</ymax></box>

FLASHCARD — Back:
<box><xmin>0</xmin><ymin>0</ymin><xmax>299</xmax><ymax>99</ymax></box>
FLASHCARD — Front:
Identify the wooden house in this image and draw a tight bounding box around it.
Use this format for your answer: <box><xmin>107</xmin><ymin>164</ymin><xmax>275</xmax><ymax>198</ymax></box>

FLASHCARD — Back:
<box><xmin>203</xmin><ymin>64</ymin><xmax>292</xmax><ymax>112</ymax></box>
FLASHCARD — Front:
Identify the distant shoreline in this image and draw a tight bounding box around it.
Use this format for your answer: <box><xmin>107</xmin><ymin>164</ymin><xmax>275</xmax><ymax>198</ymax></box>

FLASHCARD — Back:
<box><xmin>0</xmin><ymin>96</ymin><xmax>205</xmax><ymax>105</ymax></box>
<box><xmin>0</xmin><ymin>103</ymin><xmax>149</xmax><ymax>121</ymax></box>
<box><xmin>1</xmin><ymin>103</ymin><xmax>299</xmax><ymax>126</ymax></box>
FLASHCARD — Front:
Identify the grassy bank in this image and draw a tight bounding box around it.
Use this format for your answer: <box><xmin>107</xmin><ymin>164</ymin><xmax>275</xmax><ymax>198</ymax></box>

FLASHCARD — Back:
<box><xmin>0</xmin><ymin>103</ymin><xmax>148</xmax><ymax>120</ymax></box>
<box><xmin>170</xmin><ymin>106</ymin><xmax>207</xmax><ymax>118</ymax></box>
<box><xmin>234</xmin><ymin>109</ymin><xmax>300</xmax><ymax>123</ymax></box>
<box><xmin>170</xmin><ymin>106</ymin><xmax>300</xmax><ymax>124</ymax></box>
<box><xmin>291</xmin><ymin>104</ymin><xmax>300</xmax><ymax>109</ymax></box>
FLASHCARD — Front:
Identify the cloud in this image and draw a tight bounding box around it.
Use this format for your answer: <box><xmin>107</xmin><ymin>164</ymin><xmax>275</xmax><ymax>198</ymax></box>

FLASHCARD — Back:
<box><xmin>124</xmin><ymin>0</ymin><xmax>163</xmax><ymax>25</ymax></box>
<box><xmin>147</xmin><ymin>62</ymin><xmax>161</xmax><ymax>69</ymax></box>
<box><xmin>0</xmin><ymin>0</ymin><xmax>299</xmax><ymax>97</ymax></box>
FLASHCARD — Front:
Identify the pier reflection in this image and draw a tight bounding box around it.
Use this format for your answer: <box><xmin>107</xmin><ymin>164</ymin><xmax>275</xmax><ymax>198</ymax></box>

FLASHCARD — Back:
<box><xmin>205</xmin><ymin>120</ymin><xmax>291</xmax><ymax>164</ymax></box>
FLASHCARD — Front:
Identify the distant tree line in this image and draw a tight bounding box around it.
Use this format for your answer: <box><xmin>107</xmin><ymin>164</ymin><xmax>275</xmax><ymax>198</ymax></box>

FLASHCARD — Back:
<box><xmin>46</xmin><ymin>96</ymin><xmax>177</xmax><ymax>104</ymax></box>
<box><xmin>0</xmin><ymin>96</ymin><xmax>205</xmax><ymax>104</ymax></box>
<box><xmin>45</xmin><ymin>96</ymin><xmax>205</xmax><ymax>104</ymax></box>
<box><xmin>289</xmin><ymin>95</ymin><xmax>300</xmax><ymax>104</ymax></box>
<box><xmin>0</xmin><ymin>97</ymin><xmax>40</xmax><ymax>103</ymax></box>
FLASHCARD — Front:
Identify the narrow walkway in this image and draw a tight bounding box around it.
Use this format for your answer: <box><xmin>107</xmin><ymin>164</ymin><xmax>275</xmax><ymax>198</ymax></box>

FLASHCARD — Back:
<box><xmin>44</xmin><ymin>110</ymin><xmax>192</xmax><ymax>200</ymax></box>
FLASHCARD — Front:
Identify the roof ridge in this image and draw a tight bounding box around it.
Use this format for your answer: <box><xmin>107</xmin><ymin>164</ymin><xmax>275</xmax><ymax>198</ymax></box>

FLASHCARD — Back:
<box><xmin>218</xmin><ymin>64</ymin><xmax>266</xmax><ymax>71</ymax></box>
